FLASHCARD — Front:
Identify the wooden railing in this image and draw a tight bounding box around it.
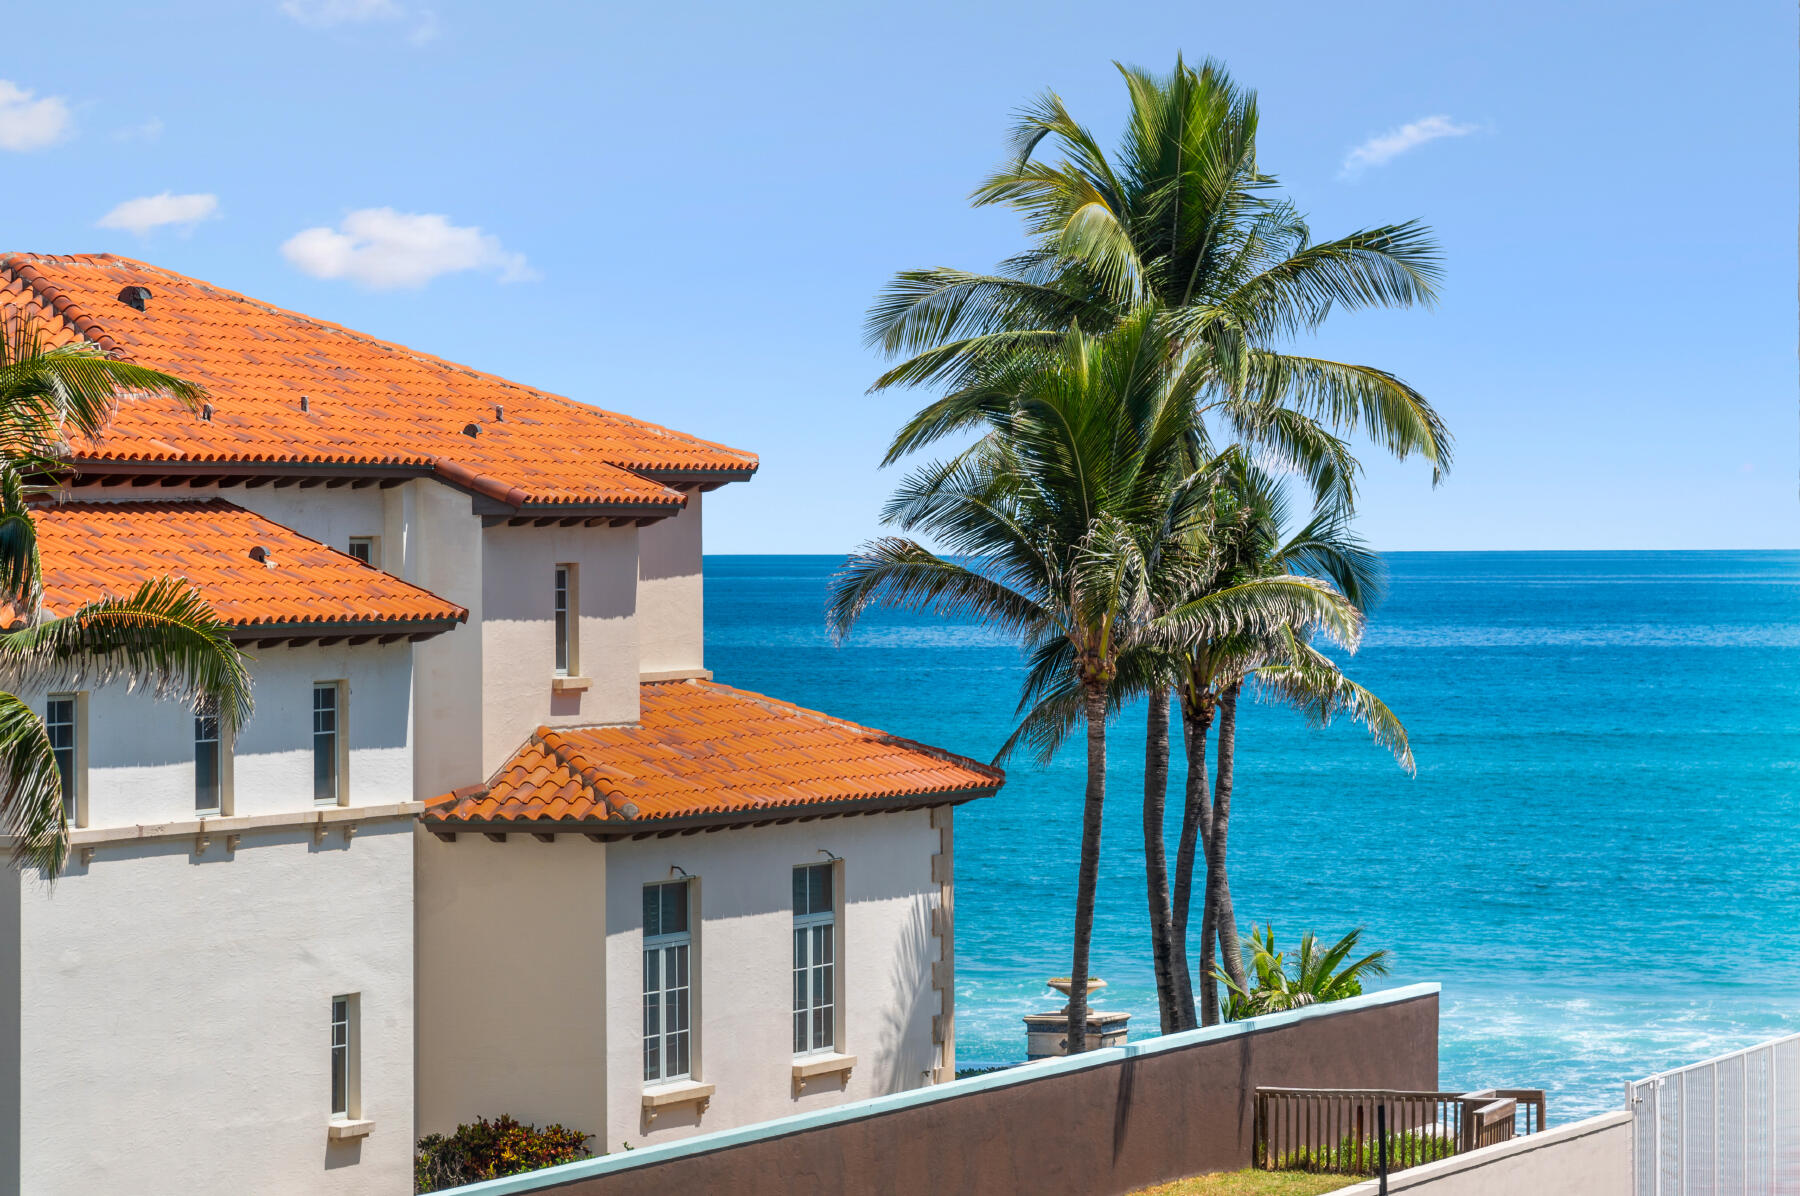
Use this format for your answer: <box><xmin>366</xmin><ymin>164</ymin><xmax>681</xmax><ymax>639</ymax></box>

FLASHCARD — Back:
<box><xmin>1253</xmin><ymin>1087</ymin><xmax>1548</xmax><ymax>1176</ymax></box>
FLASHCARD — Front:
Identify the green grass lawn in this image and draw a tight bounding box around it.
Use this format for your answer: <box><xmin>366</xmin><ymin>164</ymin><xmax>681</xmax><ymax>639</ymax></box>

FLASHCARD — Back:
<box><xmin>1129</xmin><ymin>1169</ymin><xmax>1354</xmax><ymax>1196</ymax></box>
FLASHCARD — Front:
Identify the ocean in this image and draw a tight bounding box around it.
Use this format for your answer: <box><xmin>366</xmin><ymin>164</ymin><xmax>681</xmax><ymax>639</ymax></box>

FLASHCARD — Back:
<box><xmin>703</xmin><ymin>551</ymin><xmax>1800</xmax><ymax>1122</ymax></box>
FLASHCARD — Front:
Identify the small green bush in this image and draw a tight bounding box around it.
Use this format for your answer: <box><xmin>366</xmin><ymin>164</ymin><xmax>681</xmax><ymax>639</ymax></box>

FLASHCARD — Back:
<box><xmin>415</xmin><ymin>1114</ymin><xmax>592</xmax><ymax>1193</ymax></box>
<box><xmin>1270</xmin><ymin>1129</ymin><xmax>1455</xmax><ymax>1176</ymax></box>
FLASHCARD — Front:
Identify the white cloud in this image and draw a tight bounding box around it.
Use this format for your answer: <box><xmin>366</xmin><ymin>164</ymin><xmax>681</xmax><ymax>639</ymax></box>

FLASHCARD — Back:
<box><xmin>0</xmin><ymin>80</ymin><xmax>73</xmax><ymax>152</ymax></box>
<box><xmin>97</xmin><ymin>192</ymin><xmax>221</xmax><ymax>236</ymax></box>
<box><xmin>281</xmin><ymin>0</ymin><xmax>437</xmax><ymax>40</ymax></box>
<box><xmin>113</xmin><ymin>117</ymin><xmax>164</xmax><ymax>142</ymax></box>
<box><xmin>281</xmin><ymin>208</ymin><xmax>537</xmax><ymax>289</ymax></box>
<box><xmin>1341</xmin><ymin>115</ymin><xmax>1478</xmax><ymax>178</ymax></box>
<box><xmin>279</xmin><ymin>0</ymin><xmax>401</xmax><ymax>25</ymax></box>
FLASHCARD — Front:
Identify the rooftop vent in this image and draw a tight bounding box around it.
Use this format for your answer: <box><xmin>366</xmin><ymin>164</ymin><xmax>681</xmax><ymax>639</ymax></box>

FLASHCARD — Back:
<box><xmin>300</xmin><ymin>395</ymin><xmax>310</xmax><ymax>413</ymax></box>
<box><xmin>117</xmin><ymin>285</ymin><xmax>151</xmax><ymax>311</ymax></box>
<box><xmin>248</xmin><ymin>545</ymin><xmax>274</xmax><ymax>567</ymax></box>
<box><xmin>462</xmin><ymin>422</ymin><xmax>481</xmax><ymax>438</ymax></box>
<box><xmin>199</xmin><ymin>403</ymin><xmax>214</xmax><ymax>422</ymax></box>
<box><xmin>493</xmin><ymin>403</ymin><xmax>504</xmax><ymax>421</ymax></box>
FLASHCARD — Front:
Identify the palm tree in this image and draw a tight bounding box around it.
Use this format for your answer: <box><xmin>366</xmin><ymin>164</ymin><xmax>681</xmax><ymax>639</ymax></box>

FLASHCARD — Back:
<box><xmin>1218</xmin><ymin>925</ymin><xmax>1392</xmax><ymax>1021</ymax></box>
<box><xmin>829</xmin><ymin>311</ymin><xmax>1358</xmax><ymax>1051</ymax></box>
<box><xmin>861</xmin><ymin>57</ymin><xmax>1449</xmax><ymax>1031</ymax></box>
<box><xmin>1169</xmin><ymin>465</ymin><xmax>1412</xmax><ymax>1026</ymax></box>
<box><xmin>0</xmin><ymin>316</ymin><xmax>253</xmax><ymax>876</ymax></box>
<box><xmin>865</xmin><ymin>54</ymin><xmax>1451</xmax><ymax>497</ymax></box>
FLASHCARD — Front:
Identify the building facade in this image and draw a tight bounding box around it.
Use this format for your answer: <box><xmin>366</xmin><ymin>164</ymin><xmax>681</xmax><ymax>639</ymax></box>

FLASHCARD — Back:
<box><xmin>0</xmin><ymin>253</ymin><xmax>1001</xmax><ymax>1194</ymax></box>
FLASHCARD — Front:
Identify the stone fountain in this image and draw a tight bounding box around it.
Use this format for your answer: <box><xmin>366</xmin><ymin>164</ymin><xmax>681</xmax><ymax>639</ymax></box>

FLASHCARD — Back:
<box><xmin>1023</xmin><ymin>976</ymin><xmax>1130</xmax><ymax>1059</ymax></box>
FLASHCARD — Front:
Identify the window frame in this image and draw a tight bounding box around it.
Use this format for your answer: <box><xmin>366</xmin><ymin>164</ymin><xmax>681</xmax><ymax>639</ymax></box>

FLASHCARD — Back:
<box><xmin>45</xmin><ymin>693</ymin><xmax>82</xmax><ymax>828</ymax></box>
<box><xmin>792</xmin><ymin>862</ymin><xmax>839</xmax><ymax>1057</ymax></box>
<box><xmin>313</xmin><ymin>682</ymin><xmax>346</xmax><ymax>807</ymax></box>
<box><xmin>642</xmin><ymin>879</ymin><xmax>693</xmax><ymax>1084</ymax></box>
<box><xmin>553</xmin><ymin>564</ymin><xmax>577</xmax><ymax>677</ymax></box>
<box><xmin>194</xmin><ymin>698</ymin><xmax>224</xmax><ymax>816</ymax></box>
<box><xmin>347</xmin><ymin>536</ymin><xmax>379</xmax><ymax>568</ymax></box>
<box><xmin>330</xmin><ymin>993</ymin><xmax>360</xmax><ymax>1120</ymax></box>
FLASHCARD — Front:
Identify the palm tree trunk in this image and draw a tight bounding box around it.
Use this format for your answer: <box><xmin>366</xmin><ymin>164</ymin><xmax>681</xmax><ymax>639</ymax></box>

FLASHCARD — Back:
<box><xmin>1141</xmin><ymin>687</ymin><xmax>1177</xmax><ymax>1033</ymax></box>
<box><xmin>1171</xmin><ymin>683</ymin><xmax>1214</xmax><ymax>1030</ymax></box>
<box><xmin>1066</xmin><ymin>681</ymin><xmax>1108</xmax><ymax>1053</ymax></box>
<box><xmin>1209</xmin><ymin>681</ymin><xmax>1247</xmax><ymax>992</ymax></box>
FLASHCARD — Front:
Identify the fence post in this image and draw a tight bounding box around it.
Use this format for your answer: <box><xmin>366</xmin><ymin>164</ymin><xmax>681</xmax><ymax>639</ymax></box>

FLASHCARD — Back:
<box><xmin>1378</xmin><ymin>1102</ymin><xmax>1389</xmax><ymax>1196</ymax></box>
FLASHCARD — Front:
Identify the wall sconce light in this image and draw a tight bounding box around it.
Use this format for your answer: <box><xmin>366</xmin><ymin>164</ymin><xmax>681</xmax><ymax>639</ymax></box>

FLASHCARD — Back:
<box><xmin>817</xmin><ymin>849</ymin><xmax>842</xmax><ymax>862</ymax></box>
<box><xmin>669</xmin><ymin>865</ymin><xmax>691</xmax><ymax>879</ymax></box>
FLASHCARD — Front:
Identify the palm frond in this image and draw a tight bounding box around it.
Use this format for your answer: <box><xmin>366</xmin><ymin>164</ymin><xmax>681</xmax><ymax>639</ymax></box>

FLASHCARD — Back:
<box><xmin>0</xmin><ymin>577</ymin><xmax>253</xmax><ymax>730</ymax></box>
<box><xmin>0</xmin><ymin>691</ymin><xmax>69</xmax><ymax>878</ymax></box>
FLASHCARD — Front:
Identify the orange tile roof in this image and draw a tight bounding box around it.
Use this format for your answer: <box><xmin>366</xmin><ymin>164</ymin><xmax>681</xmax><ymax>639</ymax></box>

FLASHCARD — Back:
<box><xmin>0</xmin><ymin>253</ymin><xmax>758</xmax><ymax>509</ymax></box>
<box><xmin>26</xmin><ymin>499</ymin><xmax>466</xmax><ymax>632</ymax></box>
<box><xmin>427</xmin><ymin>679</ymin><xmax>1003</xmax><ymax>827</ymax></box>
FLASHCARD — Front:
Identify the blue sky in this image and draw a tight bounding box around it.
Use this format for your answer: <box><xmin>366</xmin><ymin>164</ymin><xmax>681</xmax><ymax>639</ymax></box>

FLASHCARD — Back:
<box><xmin>8</xmin><ymin>1</ymin><xmax>1795</xmax><ymax>551</ymax></box>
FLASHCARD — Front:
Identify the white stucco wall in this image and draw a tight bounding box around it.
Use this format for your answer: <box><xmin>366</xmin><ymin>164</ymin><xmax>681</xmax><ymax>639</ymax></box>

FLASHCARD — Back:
<box><xmin>394</xmin><ymin>479</ymin><xmax>486</xmax><ymax>801</ymax></box>
<box><xmin>635</xmin><ymin>492</ymin><xmax>704</xmax><ymax>677</ymax></box>
<box><xmin>27</xmin><ymin>641</ymin><xmax>414</xmax><ymax>830</ymax></box>
<box><xmin>480</xmin><ymin>522</ymin><xmax>639</xmax><ymax>772</ymax></box>
<box><xmin>6</xmin><ymin>819</ymin><xmax>415</xmax><ymax>1196</ymax></box>
<box><xmin>65</xmin><ymin>482</ymin><xmax>387</xmax><ymax>558</ymax></box>
<box><xmin>414</xmin><ymin>831</ymin><xmax>609</xmax><ymax>1141</ymax></box>
<box><xmin>602</xmin><ymin>811</ymin><xmax>942</xmax><ymax>1152</ymax></box>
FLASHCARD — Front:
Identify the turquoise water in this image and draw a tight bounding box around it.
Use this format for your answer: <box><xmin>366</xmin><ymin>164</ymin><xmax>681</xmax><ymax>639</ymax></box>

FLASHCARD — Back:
<box><xmin>704</xmin><ymin>552</ymin><xmax>1800</xmax><ymax>1122</ymax></box>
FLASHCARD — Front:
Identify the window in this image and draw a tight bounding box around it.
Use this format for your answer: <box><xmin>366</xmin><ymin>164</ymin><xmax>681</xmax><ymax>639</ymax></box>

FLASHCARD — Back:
<box><xmin>330</xmin><ymin>994</ymin><xmax>358</xmax><ymax>1119</ymax></box>
<box><xmin>313</xmin><ymin>683</ymin><xmax>342</xmax><ymax>805</ymax></box>
<box><xmin>194</xmin><ymin>700</ymin><xmax>221</xmax><ymax>814</ymax></box>
<box><xmin>793</xmin><ymin>863</ymin><xmax>836</xmax><ymax>1055</ymax></box>
<box><xmin>347</xmin><ymin>537</ymin><xmax>378</xmax><ymax>568</ymax></box>
<box><xmin>643</xmin><ymin>881</ymin><xmax>691</xmax><ymax>1083</ymax></box>
<box><xmin>553</xmin><ymin>565</ymin><xmax>574</xmax><ymax>676</ymax></box>
<box><xmin>45</xmin><ymin>695</ymin><xmax>76</xmax><ymax>824</ymax></box>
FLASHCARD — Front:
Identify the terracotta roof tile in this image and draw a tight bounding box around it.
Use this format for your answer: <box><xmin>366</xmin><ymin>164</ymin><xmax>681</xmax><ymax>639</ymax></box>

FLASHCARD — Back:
<box><xmin>0</xmin><ymin>253</ymin><xmax>757</xmax><ymax>507</ymax></box>
<box><xmin>28</xmin><ymin>499</ymin><xmax>466</xmax><ymax>630</ymax></box>
<box><xmin>426</xmin><ymin>679</ymin><xmax>1003</xmax><ymax>826</ymax></box>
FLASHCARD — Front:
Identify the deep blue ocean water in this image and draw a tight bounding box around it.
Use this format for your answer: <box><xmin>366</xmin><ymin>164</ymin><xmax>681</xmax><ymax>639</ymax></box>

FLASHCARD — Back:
<box><xmin>704</xmin><ymin>551</ymin><xmax>1800</xmax><ymax>1122</ymax></box>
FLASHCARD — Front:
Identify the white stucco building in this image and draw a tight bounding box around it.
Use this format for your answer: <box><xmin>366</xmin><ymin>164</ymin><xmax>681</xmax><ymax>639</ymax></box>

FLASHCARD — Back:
<box><xmin>0</xmin><ymin>252</ymin><xmax>1001</xmax><ymax>1194</ymax></box>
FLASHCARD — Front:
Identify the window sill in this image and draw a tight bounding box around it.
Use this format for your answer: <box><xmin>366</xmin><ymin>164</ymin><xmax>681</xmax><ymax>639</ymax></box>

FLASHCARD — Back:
<box><xmin>552</xmin><ymin>675</ymin><xmax>592</xmax><ymax>693</ymax></box>
<box><xmin>328</xmin><ymin>1118</ymin><xmax>375</xmax><ymax>1140</ymax></box>
<box><xmin>792</xmin><ymin>1052</ymin><xmax>856</xmax><ymax>1091</ymax></box>
<box><xmin>642</xmin><ymin>1079</ymin><xmax>713</xmax><ymax>1121</ymax></box>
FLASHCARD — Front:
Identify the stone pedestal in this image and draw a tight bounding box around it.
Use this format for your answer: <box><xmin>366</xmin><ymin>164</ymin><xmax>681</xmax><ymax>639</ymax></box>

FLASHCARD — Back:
<box><xmin>1024</xmin><ymin>976</ymin><xmax>1131</xmax><ymax>1060</ymax></box>
<box><xmin>1024</xmin><ymin>1010</ymin><xmax>1130</xmax><ymax>1059</ymax></box>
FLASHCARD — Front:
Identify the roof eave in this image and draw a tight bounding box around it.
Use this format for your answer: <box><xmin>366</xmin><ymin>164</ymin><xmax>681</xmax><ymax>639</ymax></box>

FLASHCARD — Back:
<box><xmin>233</xmin><ymin>616</ymin><xmax>466</xmax><ymax>646</ymax></box>
<box><xmin>423</xmin><ymin>786</ymin><xmax>1000</xmax><ymax>840</ymax></box>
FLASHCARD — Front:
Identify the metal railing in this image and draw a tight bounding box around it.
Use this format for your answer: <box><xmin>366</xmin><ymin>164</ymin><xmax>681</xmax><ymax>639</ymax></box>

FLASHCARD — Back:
<box><xmin>1254</xmin><ymin>1087</ymin><xmax>1548</xmax><ymax>1176</ymax></box>
<box><xmin>1628</xmin><ymin>1031</ymin><xmax>1800</xmax><ymax>1196</ymax></box>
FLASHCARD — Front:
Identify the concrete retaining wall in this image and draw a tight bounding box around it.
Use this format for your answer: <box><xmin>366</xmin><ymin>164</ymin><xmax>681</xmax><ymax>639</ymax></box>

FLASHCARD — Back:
<box><xmin>1335</xmin><ymin>1109</ymin><xmax>1633</xmax><ymax>1196</ymax></box>
<box><xmin>439</xmin><ymin>983</ymin><xmax>1440</xmax><ymax>1196</ymax></box>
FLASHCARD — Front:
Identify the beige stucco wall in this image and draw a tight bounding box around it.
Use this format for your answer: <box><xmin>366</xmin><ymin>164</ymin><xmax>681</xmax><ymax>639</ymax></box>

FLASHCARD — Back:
<box><xmin>414</xmin><ymin>830</ymin><xmax>610</xmax><ymax>1141</ymax></box>
<box><xmin>480</xmin><ymin>522</ymin><xmax>640</xmax><ymax>773</ymax></box>
<box><xmin>416</xmin><ymin>812</ymin><xmax>945</xmax><ymax>1158</ymax></box>
<box><xmin>1335</xmin><ymin>1111</ymin><xmax>1633</xmax><ymax>1196</ymax></box>
<box><xmin>6</xmin><ymin>819</ymin><xmax>415</xmax><ymax>1196</ymax></box>
<box><xmin>635</xmin><ymin>491</ymin><xmax>704</xmax><ymax>677</ymax></box>
<box><xmin>603</xmin><ymin>811</ymin><xmax>942</xmax><ymax>1153</ymax></box>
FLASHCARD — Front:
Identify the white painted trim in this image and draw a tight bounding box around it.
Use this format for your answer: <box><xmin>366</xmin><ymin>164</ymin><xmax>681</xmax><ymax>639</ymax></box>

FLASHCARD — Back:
<box><xmin>5</xmin><ymin>802</ymin><xmax>426</xmax><ymax>851</ymax></box>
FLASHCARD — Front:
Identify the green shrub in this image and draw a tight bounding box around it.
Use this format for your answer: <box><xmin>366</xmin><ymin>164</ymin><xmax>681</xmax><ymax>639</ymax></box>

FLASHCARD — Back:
<box><xmin>415</xmin><ymin>1115</ymin><xmax>592</xmax><ymax>1193</ymax></box>
<box><xmin>1270</xmin><ymin>1129</ymin><xmax>1455</xmax><ymax>1175</ymax></box>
